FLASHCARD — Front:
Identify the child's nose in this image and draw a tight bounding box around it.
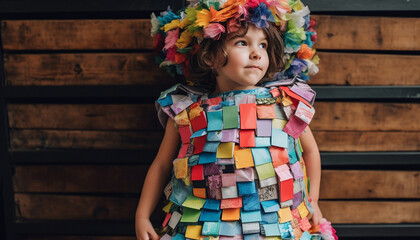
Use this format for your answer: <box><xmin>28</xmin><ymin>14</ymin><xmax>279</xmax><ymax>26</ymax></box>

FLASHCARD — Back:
<box><xmin>250</xmin><ymin>50</ymin><xmax>261</xmax><ymax>60</ymax></box>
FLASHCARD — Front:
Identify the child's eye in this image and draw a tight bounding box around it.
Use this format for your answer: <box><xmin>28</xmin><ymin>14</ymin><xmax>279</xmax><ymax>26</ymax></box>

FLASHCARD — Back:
<box><xmin>259</xmin><ymin>43</ymin><xmax>267</xmax><ymax>49</ymax></box>
<box><xmin>235</xmin><ymin>40</ymin><xmax>246</xmax><ymax>46</ymax></box>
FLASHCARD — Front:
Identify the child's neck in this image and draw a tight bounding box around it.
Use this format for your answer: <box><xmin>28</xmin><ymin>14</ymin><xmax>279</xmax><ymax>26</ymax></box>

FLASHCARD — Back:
<box><xmin>212</xmin><ymin>84</ymin><xmax>259</xmax><ymax>95</ymax></box>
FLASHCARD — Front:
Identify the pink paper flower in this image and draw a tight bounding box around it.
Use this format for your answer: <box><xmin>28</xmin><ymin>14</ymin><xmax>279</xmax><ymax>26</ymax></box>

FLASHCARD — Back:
<box><xmin>204</xmin><ymin>23</ymin><xmax>226</xmax><ymax>40</ymax></box>
<box><xmin>163</xmin><ymin>28</ymin><xmax>179</xmax><ymax>50</ymax></box>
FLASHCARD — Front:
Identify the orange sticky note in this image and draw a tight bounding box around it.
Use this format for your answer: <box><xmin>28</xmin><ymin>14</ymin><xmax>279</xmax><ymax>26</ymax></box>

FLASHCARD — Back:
<box><xmin>221</xmin><ymin>208</ymin><xmax>240</xmax><ymax>221</ymax></box>
<box><xmin>256</xmin><ymin>104</ymin><xmax>276</xmax><ymax>119</ymax></box>
<box><xmin>173</xmin><ymin>157</ymin><xmax>188</xmax><ymax>179</ymax></box>
<box><xmin>240</xmin><ymin>103</ymin><xmax>257</xmax><ymax>129</ymax></box>
<box><xmin>269</xmin><ymin>146</ymin><xmax>289</xmax><ymax>168</ymax></box>
<box><xmin>220</xmin><ymin>197</ymin><xmax>243</xmax><ymax>209</ymax></box>
<box><xmin>297</xmin><ymin>202</ymin><xmax>309</xmax><ymax>219</ymax></box>
<box><xmin>239</xmin><ymin>129</ymin><xmax>255</xmax><ymax>148</ymax></box>
<box><xmin>278</xmin><ymin>207</ymin><xmax>293</xmax><ymax>223</ymax></box>
<box><xmin>234</xmin><ymin>148</ymin><xmax>254</xmax><ymax>169</ymax></box>
<box><xmin>193</xmin><ymin>188</ymin><xmax>206</xmax><ymax>199</ymax></box>
<box><xmin>174</xmin><ymin>110</ymin><xmax>190</xmax><ymax>126</ymax></box>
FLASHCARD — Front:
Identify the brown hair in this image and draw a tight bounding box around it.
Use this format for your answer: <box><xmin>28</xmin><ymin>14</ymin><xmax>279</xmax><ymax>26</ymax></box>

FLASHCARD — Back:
<box><xmin>187</xmin><ymin>21</ymin><xmax>285</xmax><ymax>91</ymax></box>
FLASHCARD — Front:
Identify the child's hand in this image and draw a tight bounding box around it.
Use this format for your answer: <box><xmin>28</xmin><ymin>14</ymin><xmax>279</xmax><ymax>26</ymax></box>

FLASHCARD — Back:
<box><xmin>135</xmin><ymin>217</ymin><xmax>159</xmax><ymax>240</ymax></box>
<box><xmin>311</xmin><ymin>201</ymin><xmax>324</xmax><ymax>226</ymax></box>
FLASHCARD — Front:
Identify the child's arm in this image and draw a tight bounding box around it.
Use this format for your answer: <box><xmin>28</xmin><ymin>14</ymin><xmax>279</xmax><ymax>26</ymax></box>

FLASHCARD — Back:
<box><xmin>135</xmin><ymin>118</ymin><xmax>180</xmax><ymax>240</ymax></box>
<box><xmin>299</xmin><ymin>126</ymin><xmax>323</xmax><ymax>225</ymax></box>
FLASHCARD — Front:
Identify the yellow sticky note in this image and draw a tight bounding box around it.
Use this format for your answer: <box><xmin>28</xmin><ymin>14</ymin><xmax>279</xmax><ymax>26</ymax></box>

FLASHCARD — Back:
<box><xmin>173</xmin><ymin>158</ymin><xmax>188</xmax><ymax>179</ymax></box>
<box><xmin>234</xmin><ymin>148</ymin><xmax>254</xmax><ymax>169</ymax></box>
<box><xmin>175</xmin><ymin>109</ymin><xmax>190</xmax><ymax>126</ymax></box>
<box><xmin>221</xmin><ymin>208</ymin><xmax>240</xmax><ymax>221</ymax></box>
<box><xmin>278</xmin><ymin>207</ymin><xmax>293</xmax><ymax>223</ymax></box>
<box><xmin>272</xmin><ymin>119</ymin><xmax>287</xmax><ymax>129</ymax></box>
<box><xmin>185</xmin><ymin>225</ymin><xmax>202</xmax><ymax>240</ymax></box>
<box><xmin>297</xmin><ymin>202</ymin><xmax>309</xmax><ymax>219</ymax></box>
<box><xmin>162</xmin><ymin>201</ymin><xmax>173</xmax><ymax>213</ymax></box>
<box><xmin>216</xmin><ymin>142</ymin><xmax>234</xmax><ymax>158</ymax></box>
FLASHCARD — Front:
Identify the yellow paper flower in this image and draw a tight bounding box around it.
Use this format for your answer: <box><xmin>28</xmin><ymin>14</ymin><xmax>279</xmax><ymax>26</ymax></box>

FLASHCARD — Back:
<box><xmin>195</xmin><ymin>8</ymin><xmax>212</xmax><ymax>27</ymax></box>
<box><xmin>163</xmin><ymin>19</ymin><xmax>180</xmax><ymax>32</ymax></box>
<box><xmin>176</xmin><ymin>30</ymin><xmax>193</xmax><ymax>49</ymax></box>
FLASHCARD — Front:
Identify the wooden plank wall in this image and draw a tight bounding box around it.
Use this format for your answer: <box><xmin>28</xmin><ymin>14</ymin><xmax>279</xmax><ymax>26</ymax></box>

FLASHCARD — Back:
<box><xmin>1</xmin><ymin>1</ymin><xmax>419</xmax><ymax>240</ymax></box>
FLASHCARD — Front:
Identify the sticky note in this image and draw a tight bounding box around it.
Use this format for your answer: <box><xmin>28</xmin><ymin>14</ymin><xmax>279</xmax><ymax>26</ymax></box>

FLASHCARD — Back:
<box><xmin>185</xmin><ymin>225</ymin><xmax>202</xmax><ymax>240</ymax></box>
<box><xmin>280</xmin><ymin>179</ymin><xmax>294</xmax><ymax>202</ymax></box>
<box><xmin>280</xmin><ymin>86</ymin><xmax>311</xmax><ymax>107</ymax></box>
<box><xmin>221</xmin><ymin>197</ymin><xmax>243</xmax><ymax>209</ymax></box>
<box><xmin>272</xmin><ymin>119</ymin><xmax>287</xmax><ymax>129</ymax></box>
<box><xmin>202</xmin><ymin>221</ymin><xmax>221</xmax><ymax>236</ymax></box>
<box><xmin>191</xmin><ymin>164</ymin><xmax>204</xmax><ymax>181</ymax></box>
<box><xmin>177</xmin><ymin>144</ymin><xmax>189</xmax><ymax>158</ymax></box>
<box><xmin>242</xmin><ymin>193</ymin><xmax>261</xmax><ymax>211</ymax></box>
<box><xmin>193</xmin><ymin>188</ymin><xmax>206</xmax><ymax>198</ymax></box>
<box><xmin>168</xmin><ymin>211</ymin><xmax>182</xmax><ymax>229</ymax></box>
<box><xmin>261</xmin><ymin>212</ymin><xmax>279</xmax><ymax>224</ymax></box>
<box><xmin>221</xmin><ymin>208</ymin><xmax>240</xmax><ymax>221</ymax></box>
<box><xmin>171</xmin><ymin>95</ymin><xmax>193</xmax><ymax>114</ymax></box>
<box><xmin>180</xmin><ymin>207</ymin><xmax>201</xmax><ymax>222</ymax></box>
<box><xmin>255</xmin><ymin>137</ymin><xmax>271</xmax><ymax>147</ymax></box>
<box><xmin>292</xmin><ymin>192</ymin><xmax>303</xmax><ymax>210</ymax></box>
<box><xmin>251</xmin><ymin>148</ymin><xmax>272</xmax><ymax>165</ymax></box>
<box><xmin>242</xmin><ymin>222</ymin><xmax>260</xmax><ymax>234</ymax></box>
<box><xmin>271</xmin><ymin>129</ymin><xmax>288</xmax><ymax>148</ymax></box>
<box><xmin>207</xmin><ymin>175</ymin><xmax>222</xmax><ymax>199</ymax></box>
<box><xmin>221</xmin><ymin>129</ymin><xmax>239</xmax><ymax>142</ymax></box>
<box><xmin>235</xmin><ymin>168</ymin><xmax>254</xmax><ymax>182</ymax></box>
<box><xmin>244</xmin><ymin>233</ymin><xmax>261</xmax><ymax>240</ymax></box>
<box><xmin>217</xmin><ymin>158</ymin><xmax>234</xmax><ymax>165</ymax></box>
<box><xmin>174</xmin><ymin>109</ymin><xmax>190</xmax><ymax>126</ymax></box>
<box><xmin>190</xmin><ymin>109</ymin><xmax>207</xmax><ymax>133</ymax></box>
<box><xmin>193</xmin><ymin>135</ymin><xmax>207</xmax><ymax>154</ymax></box>
<box><xmin>207</xmin><ymin>110</ymin><xmax>223</xmax><ymax>131</ymax></box>
<box><xmin>223</xmin><ymin>106</ymin><xmax>239</xmax><ymax>129</ymax></box>
<box><xmin>207</xmin><ymin>131</ymin><xmax>222</xmax><ymax>141</ymax></box>
<box><xmin>221</xmin><ymin>173</ymin><xmax>236</xmax><ymax>187</ymax></box>
<box><xmin>262</xmin><ymin>223</ymin><xmax>281</xmax><ymax>236</ymax></box>
<box><xmin>297</xmin><ymin>202</ymin><xmax>309</xmax><ymax>219</ymax></box>
<box><xmin>219</xmin><ymin>221</ymin><xmax>242</xmax><ymax>236</ymax></box>
<box><xmin>237</xmin><ymin>181</ymin><xmax>257</xmax><ymax>196</ymax></box>
<box><xmin>256</xmin><ymin>119</ymin><xmax>272</xmax><ymax>137</ymax></box>
<box><xmin>274</xmin><ymin>165</ymin><xmax>293</xmax><ymax>181</ymax></box>
<box><xmin>300</xmin><ymin>231</ymin><xmax>312</xmax><ymax>240</ymax></box>
<box><xmin>217</xmin><ymin>142</ymin><xmax>235</xmax><ymax>158</ymax></box>
<box><xmin>299</xmin><ymin>217</ymin><xmax>312</xmax><ymax>232</ymax></box>
<box><xmin>241</xmin><ymin>209</ymin><xmax>262</xmax><ymax>223</ymax></box>
<box><xmin>295</xmin><ymin>101</ymin><xmax>315</xmax><ymax>125</ymax></box>
<box><xmin>280</xmin><ymin>199</ymin><xmax>293</xmax><ymax>208</ymax></box>
<box><xmin>162</xmin><ymin>212</ymin><xmax>171</xmax><ymax>227</ymax></box>
<box><xmin>157</xmin><ymin>93</ymin><xmax>173</xmax><ymax>106</ymax></box>
<box><xmin>234</xmin><ymin>148</ymin><xmax>254</xmax><ymax>169</ymax></box>
<box><xmin>173</xmin><ymin>158</ymin><xmax>188</xmax><ymax>179</ymax></box>
<box><xmin>269</xmin><ymin>146</ymin><xmax>289</xmax><ymax>167</ymax></box>
<box><xmin>199</xmin><ymin>209</ymin><xmax>222</xmax><ymax>222</ymax></box>
<box><xmin>261</xmin><ymin>200</ymin><xmax>280</xmax><ymax>213</ymax></box>
<box><xmin>259</xmin><ymin>176</ymin><xmax>277</xmax><ymax>188</ymax></box>
<box><xmin>221</xmin><ymin>186</ymin><xmax>238</xmax><ymax>199</ymax></box>
<box><xmin>256</xmin><ymin>104</ymin><xmax>276</xmax><ymax>119</ymax></box>
<box><xmin>179</xmin><ymin>125</ymin><xmax>192</xmax><ymax>144</ymax></box>
<box><xmin>240</xmin><ymin>129</ymin><xmax>256</xmax><ymax>147</ymax></box>
<box><xmin>169</xmin><ymin>180</ymin><xmax>189</xmax><ymax>206</ymax></box>
<box><xmin>278</xmin><ymin>207</ymin><xmax>293</xmax><ymax>223</ymax></box>
<box><xmin>182</xmin><ymin>195</ymin><xmax>206</xmax><ymax>210</ymax></box>
<box><xmin>199</xmin><ymin>152</ymin><xmax>217</xmax><ymax>164</ymax></box>
<box><xmin>203</xmin><ymin>163</ymin><xmax>221</xmax><ymax>176</ymax></box>
<box><xmin>282</xmin><ymin>115</ymin><xmax>307</xmax><ymax>139</ymax></box>
<box><xmin>258</xmin><ymin>185</ymin><xmax>278</xmax><ymax>202</ymax></box>
<box><xmin>203</xmin><ymin>142</ymin><xmax>219</xmax><ymax>153</ymax></box>
<box><xmin>255</xmin><ymin>163</ymin><xmax>276</xmax><ymax>180</ymax></box>
<box><xmin>279</xmin><ymin>221</ymin><xmax>294</xmax><ymax>239</ymax></box>
<box><xmin>240</xmin><ymin>103</ymin><xmax>257</xmax><ymax>129</ymax></box>
<box><xmin>203</xmin><ymin>199</ymin><xmax>221</xmax><ymax>210</ymax></box>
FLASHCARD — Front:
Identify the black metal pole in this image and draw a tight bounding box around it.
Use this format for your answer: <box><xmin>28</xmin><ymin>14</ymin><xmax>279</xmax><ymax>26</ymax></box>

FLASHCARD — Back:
<box><xmin>0</xmin><ymin>18</ymin><xmax>16</xmax><ymax>240</ymax></box>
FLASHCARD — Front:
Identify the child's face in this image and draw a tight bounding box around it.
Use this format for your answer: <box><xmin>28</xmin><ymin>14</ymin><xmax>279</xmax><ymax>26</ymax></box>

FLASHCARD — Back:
<box><xmin>215</xmin><ymin>24</ymin><xmax>269</xmax><ymax>92</ymax></box>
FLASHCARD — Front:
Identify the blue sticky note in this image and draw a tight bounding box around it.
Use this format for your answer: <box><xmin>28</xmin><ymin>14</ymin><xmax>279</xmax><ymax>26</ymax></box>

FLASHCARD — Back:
<box><xmin>203</xmin><ymin>142</ymin><xmax>219</xmax><ymax>152</ymax></box>
<box><xmin>244</xmin><ymin>233</ymin><xmax>260</xmax><ymax>240</ymax></box>
<box><xmin>202</xmin><ymin>221</ymin><xmax>221</xmax><ymax>236</ymax></box>
<box><xmin>199</xmin><ymin>209</ymin><xmax>222</xmax><ymax>222</ymax></box>
<box><xmin>300</xmin><ymin>231</ymin><xmax>312</xmax><ymax>240</ymax></box>
<box><xmin>288</xmin><ymin>137</ymin><xmax>298</xmax><ymax>164</ymax></box>
<box><xmin>251</xmin><ymin>148</ymin><xmax>272</xmax><ymax>165</ymax></box>
<box><xmin>207</xmin><ymin>131</ymin><xmax>222</xmax><ymax>142</ymax></box>
<box><xmin>169</xmin><ymin>179</ymin><xmax>190</xmax><ymax>206</ymax></box>
<box><xmin>237</xmin><ymin>181</ymin><xmax>257</xmax><ymax>196</ymax></box>
<box><xmin>241</xmin><ymin>209</ymin><xmax>262</xmax><ymax>223</ymax></box>
<box><xmin>199</xmin><ymin>152</ymin><xmax>217</xmax><ymax>164</ymax></box>
<box><xmin>262</xmin><ymin>223</ymin><xmax>280</xmax><ymax>236</ymax></box>
<box><xmin>271</xmin><ymin>129</ymin><xmax>288</xmax><ymax>148</ymax></box>
<box><xmin>242</xmin><ymin>193</ymin><xmax>261</xmax><ymax>211</ymax></box>
<box><xmin>188</xmin><ymin>155</ymin><xmax>199</xmax><ymax>166</ymax></box>
<box><xmin>279</xmin><ymin>222</ymin><xmax>294</xmax><ymax>239</ymax></box>
<box><xmin>261</xmin><ymin>200</ymin><xmax>280</xmax><ymax>213</ymax></box>
<box><xmin>171</xmin><ymin>233</ymin><xmax>185</xmax><ymax>240</ymax></box>
<box><xmin>203</xmin><ymin>199</ymin><xmax>221</xmax><ymax>210</ymax></box>
<box><xmin>219</xmin><ymin>221</ymin><xmax>242</xmax><ymax>236</ymax></box>
<box><xmin>261</xmin><ymin>212</ymin><xmax>279</xmax><ymax>224</ymax></box>
<box><xmin>255</xmin><ymin>137</ymin><xmax>271</xmax><ymax>147</ymax></box>
<box><xmin>157</xmin><ymin>94</ymin><xmax>173</xmax><ymax>107</ymax></box>
<box><xmin>191</xmin><ymin>128</ymin><xmax>207</xmax><ymax>138</ymax></box>
<box><xmin>207</xmin><ymin>110</ymin><xmax>223</xmax><ymax>131</ymax></box>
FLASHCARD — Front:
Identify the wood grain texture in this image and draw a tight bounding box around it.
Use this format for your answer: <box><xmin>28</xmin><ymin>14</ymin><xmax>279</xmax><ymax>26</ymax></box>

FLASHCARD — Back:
<box><xmin>312</xmin><ymin>102</ymin><xmax>420</xmax><ymax>131</ymax></box>
<box><xmin>8</xmin><ymin>104</ymin><xmax>161</xmax><ymax>130</ymax></box>
<box><xmin>14</xmin><ymin>165</ymin><xmax>149</xmax><ymax>193</ymax></box>
<box><xmin>10</xmin><ymin>129</ymin><xmax>163</xmax><ymax>150</ymax></box>
<box><xmin>313</xmin><ymin>15</ymin><xmax>420</xmax><ymax>50</ymax></box>
<box><xmin>1</xmin><ymin>19</ymin><xmax>152</xmax><ymax>50</ymax></box>
<box><xmin>3</xmin><ymin>53</ymin><xmax>172</xmax><ymax>86</ymax></box>
<box><xmin>311</xmin><ymin>52</ymin><xmax>420</xmax><ymax>86</ymax></box>
<box><xmin>320</xmin><ymin>170</ymin><xmax>420</xmax><ymax>199</ymax></box>
<box><xmin>313</xmin><ymin>130</ymin><xmax>420</xmax><ymax>152</ymax></box>
<box><xmin>320</xmin><ymin>200</ymin><xmax>420</xmax><ymax>223</ymax></box>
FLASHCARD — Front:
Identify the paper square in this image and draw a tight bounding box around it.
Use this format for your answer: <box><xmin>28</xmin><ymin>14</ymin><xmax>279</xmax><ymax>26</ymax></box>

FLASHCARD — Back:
<box><xmin>261</xmin><ymin>212</ymin><xmax>278</xmax><ymax>224</ymax></box>
<box><xmin>241</xmin><ymin>209</ymin><xmax>262</xmax><ymax>223</ymax></box>
<box><xmin>261</xmin><ymin>200</ymin><xmax>280</xmax><ymax>213</ymax></box>
<box><xmin>191</xmin><ymin>164</ymin><xmax>204</xmax><ymax>181</ymax></box>
<box><xmin>242</xmin><ymin>222</ymin><xmax>260</xmax><ymax>234</ymax></box>
<box><xmin>202</xmin><ymin>221</ymin><xmax>221</xmax><ymax>236</ymax></box>
<box><xmin>240</xmin><ymin>129</ymin><xmax>256</xmax><ymax>148</ymax></box>
<box><xmin>168</xmin><ymin>211</ymin><xmax>182</xmax><ymax>229</ymax></box>
<box><xmin>269</xmin><ymin>147</ymin><xmax>289</xmax><ymax>167</ymax></box>
<box><xmin>234</xmin><ymin>148</ymin><xmax>254</xmax><ymax>169</ymax></box>
<box><xmin>217</xmin><ymin>142</ymin><xmax>235</xmax><ymax>158</ymax></box>
<box><xmin>207</xmin><ymin>131</ymin><xmax>222</xmax><ymax>142</ymax></box>
<box><xmin>271</xmin><ymin>129</ymin><xmax>288</xmax><ymax>148</ymax></box>
<box><xmin>256</xmin><ymin>119</ymin><xmax>272</xmax><ymax>137</ymax></box>
<box><xmin>182</xmin><ymin>195</ymin><xmax>206</xmax><ymax>210</ymax></box>
<box><xmin>242</xmin><ymin>193</ymin><xmax>261</xmax><ymax>211</ymax></box>
<box><xmin>262</xmin><ymin>223</ymin><xmax>280</xmax><ymax>236</ymax></box>
<box><xmin>199</xmin><ymin>152</ymin><xmax>217</xmax><ymax>164</ymax></box>
<box><xmin>221</xmin><ymin>208</ymin><xmax>240</xmax><ymax>221</ymax></box>
<box><xmin>255</xmin><ymin>163</ymin><xmax>276</xmax><ymax>180</ymax></box>
<box><xmin>237</xmin><ymin>181</ymin><xmax>257</xmax><ymax>196</ymax></box>
<box><xmin>203</xmin><ymin>199</ymin><xmax>221</xmax><ymax>211</ymax></box>
<box><xmin>259</xmin><ymin>176</ymin><xmax>277</xmax><ymax>188</ymax></box>
<box><xmin>221</xmin><ymin>197</ymin><xmax>243</xmax><ymax>209</ymax></box>
<box><xmin>251</xmin><ymin>148</ymin><xmax>272</xmax><ymax>166</ymax></box>
<box><xmin>221</xmin><ymin>129</ymin><xmax>239</xmax><ymax>142</ymax></box>
<box><xmin>240</xmin><ymin>103</ymin><xmax>257</xmax><ymax>129</ymax></box>
<box><xmin>219</xmin><ymin>221</ymin><xmax>242</xmax><ymax>236</ymax></box>
<box><xmin>180</xmin><ymin>207</ymin><xmax>201</xmax><ymax>222</ymax></box>
<box><xmin>199</xmin><ymin>209</ymin><xmax>222</xmax><ymax>222</ymax></box>
<box><xmin>278</xmin><ymin>207</ymin><xmax>293</xmax><ymax>223</ymax></box>
<box><xmin>221</xmin><ymin>173</ymin><xmax>237</xmax><ymax>187</ymax></box>
<box><xmin>207</xmin><ymin>110</ymin><xmax>223</xmax><ymax>131</ymax></box>
<box><xmin>256</xmin><ymin>104</ymin><xmax>276</xmax><ymax>119</ymax></box>
<box><xmin>173</xmin><ymin>157</ymin><xmax>188</xmax><ymax>179</ymax></box>
<box><xmin>223</xmin><ymin>106</ymin><xmax>239</xmax><ymax>129</ymax></box>
<box><xmin>185</xmin><ymin>225</ymin><xmax>202</xmax><ymax>240</ymax></box>
<box><xmin>221</xmin><ymin>186</ymin><xmax>238</xmax><ymax>199</ymax></box>
<box><xmin>235</xmin><ymin>168</ymin><xmax>254</xmax><ymax>182</ymax></box>
<box><xmin>255</xmin><ymin>137</ymin><xmax>271</xmax><ymax>147</ymax></box>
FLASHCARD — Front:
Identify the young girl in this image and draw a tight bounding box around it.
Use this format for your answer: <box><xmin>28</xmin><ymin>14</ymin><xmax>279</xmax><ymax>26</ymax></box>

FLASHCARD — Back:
<box><xmin>136</xmin><ymin>1</ymin><xmax>337</xmax><ymax>240</ymax></box>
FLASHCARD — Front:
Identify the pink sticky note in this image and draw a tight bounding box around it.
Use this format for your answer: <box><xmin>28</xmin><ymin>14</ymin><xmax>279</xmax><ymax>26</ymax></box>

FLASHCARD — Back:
<box><xmin>282</xmin><ymin>115</ymin><xmax>308</xmax><ymax>139</ymax></box>
<box><xmin>222</xmin><ymin>173</ymin><xmax>237</xmax><ymax>187</ymax></box>
<box><xmin>235</xmin><ymin>168</ymin><xmax>255</xmax><ymax>182</ymax></box>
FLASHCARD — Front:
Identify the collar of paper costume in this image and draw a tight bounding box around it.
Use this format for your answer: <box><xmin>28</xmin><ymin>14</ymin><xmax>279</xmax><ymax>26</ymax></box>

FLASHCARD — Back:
<box><xmin>151</xmin><ymin>0</ymin><xmax>319</xmax><ymax>83</ymax></box>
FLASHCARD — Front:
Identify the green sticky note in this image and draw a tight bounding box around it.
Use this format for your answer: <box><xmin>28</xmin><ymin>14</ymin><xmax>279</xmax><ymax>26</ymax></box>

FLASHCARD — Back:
<box><xmin>180</xmin><ymin>207</ymin><xmax>201</xmax><ymax>222</ymax></box>
<box><xmin>202</xmin><ymin>221</ymin><xmax>220</xmax><ymax>236</ymax></box>
<box><xmin>255</xmin><ymin>163</ymin><xmax>276</xmax><ymax>180</ymax></box>
<box><xmin>182</xmin><ymin>194</ymin><xmax>206</xmax><ymax>210</ymax></box>
<box><xmin>223</xmin><ymin>106</ymin><xmax>239</xmax><ymax>129</ymax></box>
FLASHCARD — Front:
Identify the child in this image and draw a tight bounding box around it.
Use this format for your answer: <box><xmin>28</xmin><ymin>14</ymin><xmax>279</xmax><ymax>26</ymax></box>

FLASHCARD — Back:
<box><xmin>136</xmin><ymin>1</ymin><xmax>337</xmax><ymax>240</ymax></box>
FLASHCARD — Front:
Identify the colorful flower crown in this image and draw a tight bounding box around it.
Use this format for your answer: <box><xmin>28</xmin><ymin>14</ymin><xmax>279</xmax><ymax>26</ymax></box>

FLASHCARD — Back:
<box><xmin>151</xmin><ymin>0</ymin><xmax>319</xmax><ymax>84</ymax></box>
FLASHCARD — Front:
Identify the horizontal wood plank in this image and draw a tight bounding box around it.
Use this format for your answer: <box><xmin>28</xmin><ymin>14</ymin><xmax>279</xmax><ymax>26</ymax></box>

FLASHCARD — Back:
<box><xmin>313</xmin><ymin>15</ymin><xmax>420</xmax><ymax>50</ymax></box>
<box><xmin>311</xmin><ymin>52</ymin><xmax>420</xmax><ymax>86</ymax></box>
<box><xmin>314</xmin><ymin>130</ymin><xmax>420</xmax><ymax>152</ymax></box>
<box><xmin>10</xmin><ymin>129</ymin><xmax>163</xmax><ymax>150</ymax></box>
<box><xmin>320</xmin><ymin>200</ymin><xmax>420</xmax><ymax>224</ymax></box>
<box><xmin>14</xmin><ymin>165</ymin><xmax>149</xmax><ymax>193</ymax></box>
<box><xmin>3</xmin><ymin>53</ymin><xmax>172</xmax><ymax>86</ymax></box>
<box><xmin>8</xmin><ymin>104</ymin><xmax>161</xmax><ymax>130</ymax></box>
<box><xmin>320</xmin><ymin>170</ymin><xmax>420</xmax><ymax>199</ymax></box>
<box><xmin>1</xmin><ymin>20</ymin><xmax>152</xmax><ymax>50</ymax></box>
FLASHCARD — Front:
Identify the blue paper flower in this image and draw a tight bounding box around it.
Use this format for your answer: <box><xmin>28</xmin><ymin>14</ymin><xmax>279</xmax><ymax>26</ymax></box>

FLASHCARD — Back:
<box><xmin>249</xmin><ymin>3</ymin><xmax>275</xmax><ymax>28</ymax></box>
